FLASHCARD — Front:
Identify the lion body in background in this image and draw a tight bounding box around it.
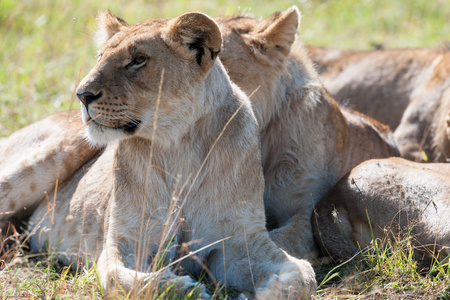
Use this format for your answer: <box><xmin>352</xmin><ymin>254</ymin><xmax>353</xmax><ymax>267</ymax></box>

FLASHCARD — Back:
<box><xmin>307</xmin><ymin>45</ymin><xmax>447</xmax><ymax>130</ymax></box>
<box><xmin>307</xmin><ymin>45</ymin><xmax>450</xmax><ymax>162</ymax></box>
<box><xmin>217</xmin><ymin>9</ymin><xmax>398</xmax><ymax>262</ymax></box>
<box><xmin>313</xmin><ymin>157</ymin><xmax>450</xmax><ymax>262</ymax></box>
<box><xmin>394</xmin><ymin>52</ymin><xmax>450</xmax><ymax>162</ymax></box>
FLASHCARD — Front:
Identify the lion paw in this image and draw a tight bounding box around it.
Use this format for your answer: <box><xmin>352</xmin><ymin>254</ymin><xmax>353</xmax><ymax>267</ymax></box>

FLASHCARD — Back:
<box><xmin>148</xmin><ymin>273</ymin><xmax>210</xmax><ymax>299</ymax></box>
<box><xmin>177</xmin><ymin>276</ymin><xmax>211</xmax><ymax>299</ymax></box>
<box><xmin>257</xmin><ymin>259</ymin><xmax>317</xmax><ymax>300</ymax></box>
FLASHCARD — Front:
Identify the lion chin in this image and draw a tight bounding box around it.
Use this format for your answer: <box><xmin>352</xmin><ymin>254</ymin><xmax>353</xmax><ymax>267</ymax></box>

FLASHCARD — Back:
<box><xmin>83</xmin><ymin>123</ymin><xmax>127</xmax><ymax>147</ymax></box>
<box><xmin>81</xmin><ymin>102</ymin><xmax>142</xmax><ymax>147</ymax></box>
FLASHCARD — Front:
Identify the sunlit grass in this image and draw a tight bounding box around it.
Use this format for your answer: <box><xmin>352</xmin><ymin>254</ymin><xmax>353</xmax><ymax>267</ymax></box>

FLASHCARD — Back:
<box><xmin>3</xmin><ymin>228</ymin><xmax>449</xmax><ymax>298</ymax></box>
<box><xmin>1</xmin><ymin>0</ymin><xmax>450</xmax><ymax>298</ymax></box>
<box><xmin>315</xmin><ymin>236</ymin><xmax>450</xmax><ymax>299</ymax></box>
<box><xmin>0</xmin><ymin>254</ymin><xmax>101</xmax><ymax>298</ymax></box>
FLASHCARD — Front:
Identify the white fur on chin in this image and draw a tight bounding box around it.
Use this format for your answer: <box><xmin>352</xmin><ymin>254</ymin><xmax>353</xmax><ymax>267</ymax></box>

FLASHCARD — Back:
<box><xmin>85</xmin><ymin>123</ymin><xmax>128</xmax><ymax>147</ymax></box>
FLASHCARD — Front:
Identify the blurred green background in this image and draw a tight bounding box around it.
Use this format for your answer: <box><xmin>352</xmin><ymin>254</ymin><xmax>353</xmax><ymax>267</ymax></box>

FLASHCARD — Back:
<box><xmin>1</xmin><ymin>0</ymin><xmax>449</xmax><ymax>137</ymax></box>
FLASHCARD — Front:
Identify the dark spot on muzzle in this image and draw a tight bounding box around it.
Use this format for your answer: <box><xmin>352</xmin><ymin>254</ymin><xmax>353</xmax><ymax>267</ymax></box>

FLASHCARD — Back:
<box><xmin>118</xmin><ymin>120</ymin><xmax>141</xmax><ymax>133</ymax></box>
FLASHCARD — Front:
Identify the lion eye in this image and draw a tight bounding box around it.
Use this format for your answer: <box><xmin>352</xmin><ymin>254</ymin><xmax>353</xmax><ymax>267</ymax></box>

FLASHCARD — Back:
<box><xmin>126</xmin><ymin>56</ymin><xmax>147</xmax><ymax>69</ymax></box>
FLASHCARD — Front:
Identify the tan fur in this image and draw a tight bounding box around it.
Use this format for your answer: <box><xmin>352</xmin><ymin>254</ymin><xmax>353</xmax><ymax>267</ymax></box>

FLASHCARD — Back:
<box><xmin>312</xmin><ymin>157</ymin><xmax>450</xmax><ymax>263</ymax></box>
<box><xmin>394</xmin><ymin>52</ymin><xmax>450</xmax><ymax>162</ymax></box>
<box><xmin>3</xmin><ymin>11</ymin><xmax>317</xmax><ymax>298</ymax></box>
<box><xmin>0</xmin><ymin>111</ymin><xmax>99</xmax><ymax>229</ymax></box>
<box><xmin>1</xmin><ymin>8</ymin><xmax>398</xmax><ymax>271</ymax></box>
<box><xmin>307</xmin><ymin>45</ymin><xmax>450</xmax><ymax>163</ymax></box>
<box><xmin>306</xmin><ymin>45</ymin><xmax>448</xmax><ymax>130</ymax></box>
<box><xmin>216</xmin><ymin>8</ymin><xmax>399</xmax><ymax>262</ymax></box>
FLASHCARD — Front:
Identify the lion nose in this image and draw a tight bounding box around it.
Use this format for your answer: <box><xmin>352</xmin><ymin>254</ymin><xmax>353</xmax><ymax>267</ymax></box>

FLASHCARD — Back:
<box><xmin>77</xmin><ymin>91</ymin><xmax>103</xmax><ymax>107</ymax></box>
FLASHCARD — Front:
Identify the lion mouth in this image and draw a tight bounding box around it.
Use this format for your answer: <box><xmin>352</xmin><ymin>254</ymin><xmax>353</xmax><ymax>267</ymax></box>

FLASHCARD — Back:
<box><xmin>86</xmin><ymin>115</ymin><xmax>141</xmax><ymax>134</ymax></box>
<box><xmin>117</xmin><ymin>120</ymin><xmax>141</xmax><ymax>133</ymax></box>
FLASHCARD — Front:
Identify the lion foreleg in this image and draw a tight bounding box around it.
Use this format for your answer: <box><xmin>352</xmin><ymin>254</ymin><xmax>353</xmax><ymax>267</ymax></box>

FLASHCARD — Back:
<box><xmin>220</xmin><ymin>232</ymin><xmax>316</xmax><ymax>300</ymax></box>
<box><xmin>269</xmin><ymin>213</ymin><xmax>321</xmax><ymax>263</ymax></box>
<box><xmin>98</xmin><ymin>199</ymin><xmax>209</xmax><ymax>298</ymax></box>
<box><xmin>97</xmin><ymin>239</ymin><xmax>210</xmax><ymax>298</ymax></box>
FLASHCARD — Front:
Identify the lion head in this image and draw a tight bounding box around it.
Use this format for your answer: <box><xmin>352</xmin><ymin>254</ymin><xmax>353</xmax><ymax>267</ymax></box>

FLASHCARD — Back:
<box><xmin>76</xmin><ymin>11</ymin><xmax>222</xmax><ymax>146</ymax></box>
<box><xmin>215</xmin><ymin>7</ymin><xmax>317</xmax><ymax>128</ymax></box>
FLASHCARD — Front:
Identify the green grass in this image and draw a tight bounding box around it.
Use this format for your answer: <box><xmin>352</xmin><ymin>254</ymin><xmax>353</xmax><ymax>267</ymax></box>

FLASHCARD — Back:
<box><xmin>315</xmin><ymin>237</ymin><xmax>450</xmax><ymax>299</ymax></box>
<box><xmin>0</xmin><ymin>252</ymin><xmax>101</xmax><ymax>299</ymax></box>
<box><xmin>1</xmin><ymin>0</ymin><xmax>449</xmax><ymax>137</ymax></box>
<box><xmin>1</xmin><ymin>0</ymin><xmax>450</xmax><ymax>298</ymax></box>
<box><xmin>2</xmin><ymin>231</ymin><xmax>449</xmax><ymax>299</ymax></box>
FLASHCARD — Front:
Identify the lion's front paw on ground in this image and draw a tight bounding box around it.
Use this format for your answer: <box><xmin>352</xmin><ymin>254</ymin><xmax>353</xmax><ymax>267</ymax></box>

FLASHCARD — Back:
<box><xmin>176</xmin><ymin>275</ymin><xmax>211</xmax><ymax>299</ymax></box>
<box><xmin>145</xmin><ymin>273</ymin><xmax>211</xmax><ymax>299</ymax></box>
<box><xmin>256</xmin><ymin>259</ymin><xmax>317</xmax><ymax>300</ymax></box>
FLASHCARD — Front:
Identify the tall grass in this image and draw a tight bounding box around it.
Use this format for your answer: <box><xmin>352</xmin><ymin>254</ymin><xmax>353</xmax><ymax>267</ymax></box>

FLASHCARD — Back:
<box><xmin>1</xmin><ymin>0</ymin><xmax>450</xmax><ymax>298</ymax></box>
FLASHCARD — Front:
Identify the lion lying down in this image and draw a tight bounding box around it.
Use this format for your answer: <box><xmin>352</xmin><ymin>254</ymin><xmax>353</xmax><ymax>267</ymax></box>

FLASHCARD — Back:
<box><xmin>306</xmin><ymin>45</ymin><xmax>448</xmax><ymax>131</ymax></box>
<box><xmin>307</xmin><ymin>45</ymin><xmax>450</xmax><ymax>162</ymax></box>
<box><xmin>216</xmin><ymin>8</ymin><xmax>399</xmax><ymax>261</ymax></box>
<box><xmin>313</xmin><ymin>157</ymin><xmax>450</xmax><ymax>263</ymax></box>
<box><xmin>3</xmin><ymin>10</ymin><xmax>317</xmax><ymax>298</ymax></box>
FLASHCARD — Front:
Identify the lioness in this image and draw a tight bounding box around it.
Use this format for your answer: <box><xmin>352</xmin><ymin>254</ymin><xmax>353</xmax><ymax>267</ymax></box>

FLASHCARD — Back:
<box><xmin>307</xmin><ymin>45</ymin><xmax>450</xmax><ymax>163</ymax></box>
<box><xmin>0</xmin><ymin>111</ymin><xmax>98</xmax><ymax>232</ymax></box>
<box><xmin>0</xmin><ymin>7</ymin><xmax>398</xmax><ymax>267</ymax></box>
<box><xmin>4</xmin><ymin>11</ymin><xmax>317</xmax><ymax>298</ymax></box>
<box><xmin>216</xmin><ymin>8</ymin><xmax>399</xmax><ymax>261</ymax></box>
<box><xmin>306</xmin><ymin>45</ymin><xmax>448</xmax><ymax>130</ymax></box>
<box><xmin>312</xmin><ymin>157</ymin><xmax>450</xmax><ymax>262</ymax></box>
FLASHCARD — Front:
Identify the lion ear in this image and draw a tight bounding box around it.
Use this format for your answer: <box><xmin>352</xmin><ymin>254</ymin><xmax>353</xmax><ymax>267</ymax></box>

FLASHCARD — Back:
<box><xmin>256</xmin><ymin>6</ymin><xmax>300</xmax><ymax>52</ymax></box>
<box><xmin>95</xmin><ymin>10</ymin><xmax>129</xmax><ymax>48</ymax></box>
<box><xmin>162</xmin><ymin>12</ymin><xmax>222</xmax><ymax>70</ymax></box>
<box><xmin>245</xmin><ymin>6</ymin><xmax>300</xmax><ymax>63</ymax></box>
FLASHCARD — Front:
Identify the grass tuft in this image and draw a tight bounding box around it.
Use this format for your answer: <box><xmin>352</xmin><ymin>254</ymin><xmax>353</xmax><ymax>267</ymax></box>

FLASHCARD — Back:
<box><xmin>316</xmin><ymin>235</ymin><xmax>450</xmax><ymax>299</ymax></box>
